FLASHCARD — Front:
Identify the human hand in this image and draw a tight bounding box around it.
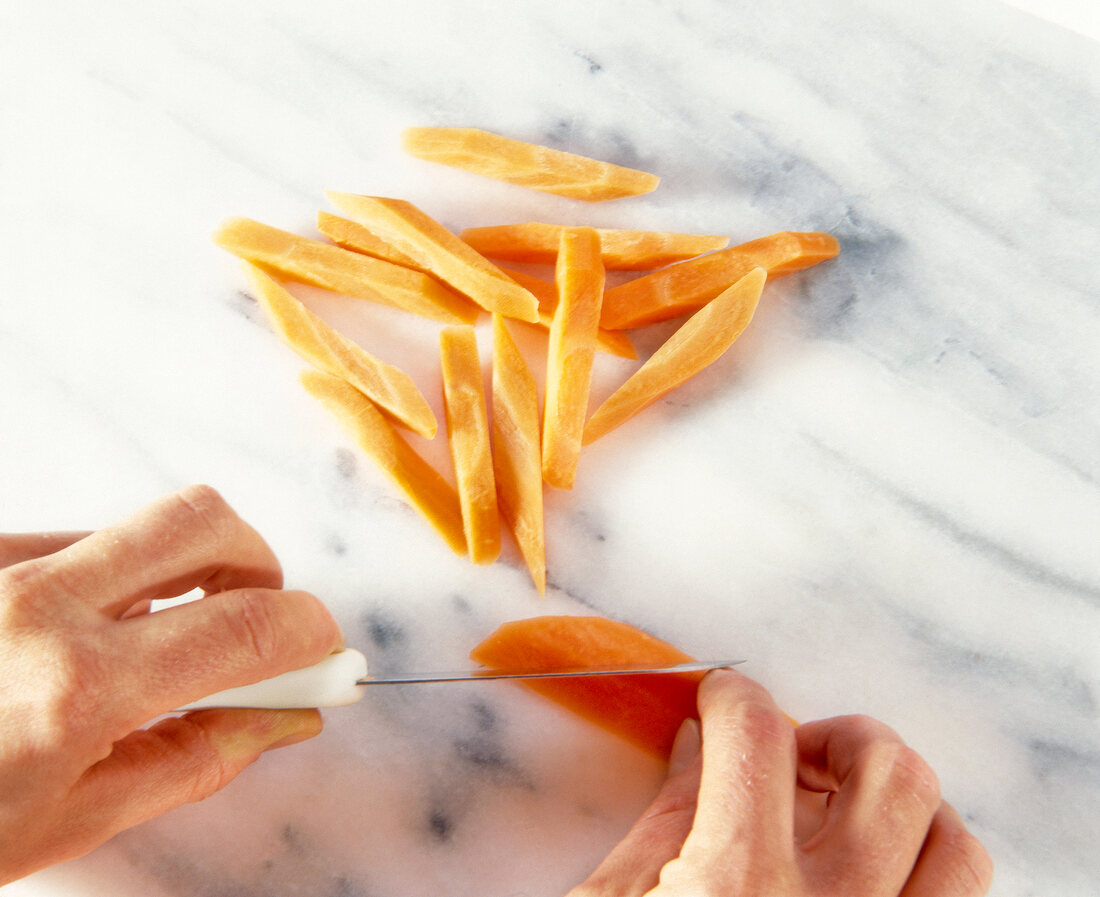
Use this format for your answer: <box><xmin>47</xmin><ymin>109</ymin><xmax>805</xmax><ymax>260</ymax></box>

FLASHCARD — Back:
<box><xmin>0</xmin><ymin>485</ymin><xmax>343</xmax><ymax>884</ymax></box>
<box><xmin>569</xmin><ymin>669</ymin><xmax>993</xmax><ymax>896</ymax></box>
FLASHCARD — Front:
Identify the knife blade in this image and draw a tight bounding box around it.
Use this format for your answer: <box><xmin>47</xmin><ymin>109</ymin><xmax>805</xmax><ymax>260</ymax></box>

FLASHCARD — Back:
<box><xmin>178</xmin><ymin>649</ymin><xmax>742</xmax><ymax>711</ymax></box>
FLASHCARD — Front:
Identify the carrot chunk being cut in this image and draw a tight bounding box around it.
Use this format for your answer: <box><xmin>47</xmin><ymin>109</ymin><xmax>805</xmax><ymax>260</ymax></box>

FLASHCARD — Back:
<box><xmin>214</xmin><ymin>216</ymin><xmax>480</xmax><ymax>325</ymax></box>
<box><xmin>462</xmin><ymin>222</ymin><xmax>728</xmax><ymax>270</ymax></box>
<box><xmin>542</xmin><ymin>227</ymin><xmax>604</xmax><ymax>489</ymax></box>
<box><xmin>599</xmin><ymin>231</ymin><xmax>839</xmax><ymax>330</ymax></box>
<box><xmin>469</xmin><ymin>615</ymin><xmax>703</xmax><ymax>760</ymax></box>
<box><xmin>584</xmin><ymin>267</ymin><xmax>767</xmax><ymax>444</ymax></box>
<box><xmin>242</xmin><ymin>263</ymin><xmax>437</xmax><ymax>438</ymax></box>
<box><xmin>490</xmin><ymin>315</ymin><xmax>546</xmax><ymax>595</ymax></box>
<box><xmin>402</xmin><ymin>127</ymin><xmax>659</xmax><ymax>202</ymax></box>
<box><xmin>300</xmin><ymin>369</ymin><xmax>467</xmax><ymax>556</ymax></box>
<box><xmin>325</xmin><ymin>192</ymin><xmax>540</xmax><ymax>323</ymax></box>
<box><xmin>440</xmin><ymin>325</ymin><xmax>501</xmax><ymax>565</ymax></box>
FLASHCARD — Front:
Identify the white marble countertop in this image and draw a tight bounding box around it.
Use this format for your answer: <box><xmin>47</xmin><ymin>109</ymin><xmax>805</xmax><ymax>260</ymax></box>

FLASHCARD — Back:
<box><xmin>2</xmin><ymin>1</ymin><xmax>1098</xmax><ymax>895</ymax></box>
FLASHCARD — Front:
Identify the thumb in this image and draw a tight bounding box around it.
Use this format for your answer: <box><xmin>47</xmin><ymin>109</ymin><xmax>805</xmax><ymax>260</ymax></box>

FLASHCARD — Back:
<box><xmin>56</xmin><ymin>708</ymin><xmax>320</xmax><ymax>863</ymax></box>
<box><xmin>567</xmin><ymin>718</ymin><xmax>703</xmax><ymax>897</ymax></box>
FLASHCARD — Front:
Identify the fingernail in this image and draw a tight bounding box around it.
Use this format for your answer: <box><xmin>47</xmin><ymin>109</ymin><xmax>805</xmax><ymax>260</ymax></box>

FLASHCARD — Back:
<box><xmin>668</xmin><ymin>717</ymin><xmax>701</xmax><ymax>775</ymax></box>
<box><xmin>262</xmin><ymin>709</ymin><xmax>323</xmax><ymax>751</ymax></box>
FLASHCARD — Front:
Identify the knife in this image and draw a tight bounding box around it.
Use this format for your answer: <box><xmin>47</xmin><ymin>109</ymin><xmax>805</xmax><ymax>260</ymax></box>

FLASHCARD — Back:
<box><xmin>178</xmin><ymin>649</ymin><xmax>743</xmax><ymax>710</ymax></box>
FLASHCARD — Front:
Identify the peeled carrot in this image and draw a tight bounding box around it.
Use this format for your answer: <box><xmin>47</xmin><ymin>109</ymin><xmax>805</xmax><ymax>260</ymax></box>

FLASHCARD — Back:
<box><xmin>325</xmin><ymin>192</ymin><xmax>540</xmax><ymax>323</ymax></box>
<box><xmin>542</xmin><ymin>227</ymin><xmax>604</xmax><ymax>490</ymax></box>
<box><xmin>500</xmin><ymin>266</ymin><xmax>637</xmax><ymax>360</ymax></box>
<box><xmin>300</xmin><ymin>369</ymin><xmax>467</xmax><ymax>556</ymax></box>
<box><xmin>599</xmin><ymin>231</ymin><xmax>840</xmax><ymax>330</ymax></box>
<box><xmin>402</xmin><ymin>127</ymin><xmax>659</xmax><ymax>202</ymax></box>
<box><xmin>214</xmin><ymin>217</ymin><xmax>480</xmax><ymax>325</ymax></box>
<box><xmin>470</xmin><ymin>615</ymin><xmax>702</xmax><ymax>760</ymax></box>
<box><xmin>584</xmin><ymin>268</ymin><xmax>767</xmax><ymax>444</ymax></box>
<box><xmin>462</xmin><ymin>222</ymin><xmax>729</xmax><ymax>270</ymax></box>
<box><xmin>316</xmin><ymin>211</ymin><xmax>422</xmax><ymax>270</ymax></box>
<box><xmin>241</xmin><ymin>263</ymin><xmax>437</xmax><ymax>438</ymax></box>
<box><xmin>490</xmin><ymin>315</ymin><xmax>546</xmax><ymax>595</ymax></box>
<box><xmin>440</xmin><ymin>325</ymin><xmax>501</xmax><ymax>565</ymax></box>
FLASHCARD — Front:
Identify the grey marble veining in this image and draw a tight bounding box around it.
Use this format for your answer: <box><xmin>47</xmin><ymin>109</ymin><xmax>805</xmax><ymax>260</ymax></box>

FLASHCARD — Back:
<box><xmin>2</xmin><ymin>1</ymin><xmax>1099</xmax><ymax>895</ymax></box>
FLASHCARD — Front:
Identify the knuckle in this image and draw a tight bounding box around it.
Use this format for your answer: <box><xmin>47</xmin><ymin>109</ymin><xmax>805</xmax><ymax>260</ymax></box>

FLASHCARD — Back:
<box><xmin>222</xmin><ymin>588</ymin><xmax>284</xmax><ymax>662</ymax></box>
<box><xmin>727</xmin><ymin>699</ymin><xmax>795</xmax><ymax>751</ymax></box>
<box><xmin>941</xmin><ymin>825</ymin><xmax>995</xmax><ymax>894</ymax></box>
<box><xmin>864</xmin><ymin>740</ymin><xmax>941</xmax><ymax>810</ymax></box>
<box><xmin>150</xmin><ymin>717</ymin><xmax>236</xmax><ymax>802</ymax></box>
<box><xmin>172</xmin><ymin>484</ymin><xmax>236</xmax><ymax>538</ymax></box>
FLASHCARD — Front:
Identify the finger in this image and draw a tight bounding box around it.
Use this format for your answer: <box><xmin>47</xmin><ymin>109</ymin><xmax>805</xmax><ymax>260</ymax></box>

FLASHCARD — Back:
<box><xmin>0</xmin><ymin>531</ymin><xmax>90</xmax><ymax>568</ymax></box>
<box><xmin>108</xmin><ymin>586</ymin><xmax>344</xmax><ymax>725</ymax></box>
<box><xmin>900</xmin><ymin>802</ymin><xmax>994</xmax><ymax>897</ymax></box>
<box><xmin>21</xmin><ymin>485</ymin><xmax>282</xmax><ymax>618</ymax></box>
<box><xmin>677</xmin><ymin>669</ymin><xmax>798</xmax><ymax>866</ymax></box>
<box><xmin>54</xmin><ymin>708</ymin><xmax>321</xmax><ymax>869</ymax></box>
<box><xmin>566</xmin><ymin>719</ymin><xmax>703</xmax><ymax>897</ymax></box>
<box><xmin>796</xmin><ymin>715</ymin><xmax>943</xmax><ymax>895</ymax></box>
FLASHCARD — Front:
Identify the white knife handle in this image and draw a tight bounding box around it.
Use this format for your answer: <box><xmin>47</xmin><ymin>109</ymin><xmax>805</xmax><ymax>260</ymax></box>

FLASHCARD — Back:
<box><xmin>177</xmin><ymin>649</ymin><xmax>368</xmax><ymax>710</ymax></box>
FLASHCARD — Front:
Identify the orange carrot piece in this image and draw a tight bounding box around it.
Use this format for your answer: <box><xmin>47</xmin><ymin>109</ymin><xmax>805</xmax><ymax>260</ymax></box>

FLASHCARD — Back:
<box><xmin>440</xmin><ymin>326</ymin><xmax>501</xmax><ymax>564</ymax></box>
<box><xmin>462</xmin><ymin>222</ymin><xmax>728</xmax><ymax>270</ymax></box>
<box><xmin>316</xmin><ymin>211</ymin><xmax>422</xmax><ymax>270</ymax></box>
<box><xmin>491</xmin><ymin>315</ymin><xmax>546</xmax><ymax>595</ymax></box>
<box><xmin>324</xmin><ymin>192</ymin><xmax>540</xmax><ymax>323</ymax></box>
<box><xmin>599</xmin><ymin>231</ymin><xmax>839</xmax><ymax>330</ymax></box>
<box><xmin>213</xmin><ymin>217</ymin><xmax>480</xmax><ymax>325</ymax></box>
<box><xmin>402</xmin><ymin>127</ymin><xmax>659</xmax><ymax>202</ymax></box>
<box><xmin>241</xmin><ymin>263</ymin><xmax>437</xmax><ymax>438</ymax></box>
<box><xmin>501</xmin><ymin>267</ymin><xmax>636</xmax><ymax>360</ymax></box>
<box><xmin>542</xmin><ymin>227</ymin><xmax>604</xmax><ymax>489</ymax></box>
<box><xmin>469</xmin><ymin>615</ymin><xmax>702</xmax><ymax>760</ymax></box>
<box><xmin>584</xmin><ymin>268</ymin><xmax>767</xmax><ymax>445</ymax></box>
<box><xmin>300</xmin><ymin>369</ymin><xmax>467</xmax><ymax>556</ymax></box>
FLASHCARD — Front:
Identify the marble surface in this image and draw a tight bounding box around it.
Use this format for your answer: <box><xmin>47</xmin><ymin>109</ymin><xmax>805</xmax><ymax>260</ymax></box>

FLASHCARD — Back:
<box><xmin>2</xmin><ymin>0</ymin><xmax>1098</xmax><ymax>894</ymax></box>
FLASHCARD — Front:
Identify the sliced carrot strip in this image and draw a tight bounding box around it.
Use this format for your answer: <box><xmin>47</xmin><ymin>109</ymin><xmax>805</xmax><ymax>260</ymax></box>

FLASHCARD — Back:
<box><xmin>440</xmin><ymin>325</ymin><xmax>501</xmax><ymax>564</ymax></box>
<box><xmin>501</xmin><ymin>267</ymin><xmax>636</xmax><ymax>360</ymax></box>
<box><xmin>316</xmin><ymin>211</ymin><xmax>422</xmax><ymax>270</ymax></box>
<box><xmin>490</xmin><ymin>315</ymin><xmax>546</xmax><ymax>595</ymax></box>
<box><xmin>241</xmin><ymin>263</ymin><xmax>436</xmax><ymax>438</ymax></box>
<box><xmin>462</xmin><ymin>222</ymin><xmax>728</xmax><ymax>270</ymax></box>
<box><xmin>469</xmin><ymin>615</ymin><xmax>701</xmax><ymax>760</ymax></box>
<box><xmin>599</xmin><ymin>231</ymin><xmax>839</xmax><ymax>330</ymax></box>
<box><xmin>300</xmin><ymin>370</ymin><xmax>467</xmax><ymax>555</ymax></box>
<box><xmin>542</xmin><ymin>227</ymin><xmax>604</xmax><ymax>489</ymax></box>
<box><xmin>324</xmin><ymin>192</ymin><xmax>540</xmax><ymax>323</ymax></box>
<box><xmin>402</xmin><ymin>127</ymin><xmax>659</xmax><ymax>202</ymax></box>
<box><xmin>214</xmin><ymin>217</ymin><xmax>480</xmax><ymax>325</ymax></box>
<box><xmin>584</xmin><ymin>268</ymin><xmax>767</xmax><ymax>445</ymax></box>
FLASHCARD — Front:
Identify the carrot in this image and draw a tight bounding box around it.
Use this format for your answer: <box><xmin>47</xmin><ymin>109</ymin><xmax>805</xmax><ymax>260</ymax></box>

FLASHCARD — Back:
<box><xmin>300</xmin><ymin>370</ymin><xmax>467</xmax><ymax>555</ymax></box>
<box><xmin>462</xmin><ymin>222</ymin><xmax>729</xmax><ymax>270</ymax></box>
<box><xmin>599</xmin><ymin>231</ymin><xmax>840</xmax><ymax>330</ymax></box>
<box><xmin>214</xmin><ymin>217</ymin><xmax>480</xmax><ymax>325</ymax></box>
<box><xmin>469</xmin><ymin>615</ymin><xmax>702</xmax><ymax>760</ymax></box>
<box><xmin>324</xmin><ymin>192</ymin><xmax>540</xmax><ymax>323</ymax></box>
<box><xmin>316</xmin><ymin>211</ymin><xmax>422</xmax><ymax>270</ymax></box>
<box><xmin>584</xmin><ymin>268</ymin><xmax>767</xmax><ymax>444</ymax></box>
<box><xmin>542</xmin><ymin>227</ymin><xmax>604</xmax><ymax>490</ymax></box>
<box><xmin>402</xmin><ymin>127</ymin><xmax>659</xmax><ymax>202</ymax></box>
<box><xmin>490</xmin><ymin>314</ymin><xmax>546</xmax><ymax>595</ymax></box>
<box><xmin>440</xmin><ymin>325</ymin><xmax>501</xmax><ymax>564</ymax></box>
<box><xmin>241</xmin><ymin>263</ymin><xmax>437</xmax><ymax>438</ymax></box>
<box><xmin>500</xmin><ymin>267</ymin><xmax>637</xmax><ymax>361</ymax></box>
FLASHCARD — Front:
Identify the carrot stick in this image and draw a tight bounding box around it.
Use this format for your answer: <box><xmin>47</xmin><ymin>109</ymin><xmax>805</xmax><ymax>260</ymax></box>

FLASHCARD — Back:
<box><xmin>316</xmin><ymin>211</ymin><xmax>423</xmax><ymax>270</ymax></box>
<box><xmin>299</xmin><ymin>369</ymin><xmax>467</xmax><ymax>555</ymax></box>
<box><xmin>599</xmin><ymin>231</ymin><xmax>839</xmax><ymax>330</ymax></box>
<box><xmin>542</xmin><ymin>227</ymin><xmax>604</xmax><ymax>489</ymax></box>
<box><xmin>213</xmin><ymin>217</ymin><xmax>480</xmax><ymax>325</ymax></box>
<box><xmin>500</xmin><ymin>267</ymin><xmax>636</xmax><ymax>360</ymax></box>
<box><xmin>402</xmin><ymin>127</ymin><xmax>659</xmax><ymax>202</ymax></box>
<box><xmin>584</xmin><ymin>268</ymin><xmax>767</xmax><ymax>444</ymax></box>
<box><xmin>462</xmin><ymin>222</ymin><xmax>728</xmax><ymax>270</ymax></box>
<box><xmin>241</xmin><ymin>263</ymin><xmax>437</xmax><ymax>438</ymax></box>
<box><xmin>325</xmin><ymin>192</ymin><xmax>540</xmax><ymax>323</ymax></box>
<box><xmin>491</xmin><ymin>314</ymin><xmax>546</xmax><ymax>595</ymax></box>
<box><xmin>440</xmin><ymin>325</ymin><xmax>501</xmax><ymax>564</ymax></box>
